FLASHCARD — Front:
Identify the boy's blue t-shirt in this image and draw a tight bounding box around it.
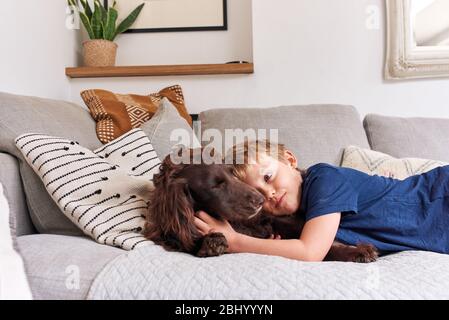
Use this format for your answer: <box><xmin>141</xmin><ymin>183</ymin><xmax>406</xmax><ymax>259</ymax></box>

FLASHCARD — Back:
<box><xmin>299</xmin><ymin>163</ymin><xmax>449</xmax><ymax>253</ymax></box>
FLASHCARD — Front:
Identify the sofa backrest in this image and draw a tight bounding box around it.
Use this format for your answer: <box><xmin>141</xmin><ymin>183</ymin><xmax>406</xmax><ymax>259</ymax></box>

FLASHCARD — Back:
<box><xmin>0</xmin><ymin>91</ymin><xmax>102</xmax><ymax>236</ymax></box>
<box><xmin>364</xmin><ymin>114</ymin><xmax>449</xmax><ymax>162</ymax></box>
<box><xmin>199</xmin><ymin>105</ymin><xmax>370</xmax><ymax>168</ymax></box>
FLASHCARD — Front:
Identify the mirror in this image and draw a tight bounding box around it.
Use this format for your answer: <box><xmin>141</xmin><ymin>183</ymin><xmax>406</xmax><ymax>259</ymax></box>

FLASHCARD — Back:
<box><xmin>385</xmin><ymin>0</ymin><xmax>449</xmax><ymax>79</ymax></box>
<box><xmin>413</xmin><ymin>0</ymin><xmax>449</xmax><ymax>46</ymax></box>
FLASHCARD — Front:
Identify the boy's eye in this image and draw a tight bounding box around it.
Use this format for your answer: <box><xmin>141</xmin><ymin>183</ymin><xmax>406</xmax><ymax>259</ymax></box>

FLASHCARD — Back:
<box><xmin>264</xmin><ymin>174</ymin><xmax>271</xmax><ymax>182</ymax></box>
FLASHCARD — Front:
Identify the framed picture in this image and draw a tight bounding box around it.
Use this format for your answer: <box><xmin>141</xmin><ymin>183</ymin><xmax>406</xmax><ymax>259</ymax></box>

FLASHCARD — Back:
<box><xmin>105</xmin><ymin>0</ymin><xmax>227</xmax><ymax>33</ymax></box>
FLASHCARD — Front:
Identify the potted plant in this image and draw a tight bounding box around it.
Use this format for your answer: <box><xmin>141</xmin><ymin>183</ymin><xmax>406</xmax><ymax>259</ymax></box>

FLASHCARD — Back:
<box><xmin>68</xmin><ymin>0</ymin><xmax>145</xmax><ymax>67</ymax></box>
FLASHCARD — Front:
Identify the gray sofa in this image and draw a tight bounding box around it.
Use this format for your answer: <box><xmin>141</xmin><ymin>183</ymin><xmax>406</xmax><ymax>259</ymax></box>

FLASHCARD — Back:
<box><xmin>2</xmin><ymin>91</ymin><xmax>449</xmax><ymax>300</ymax></box>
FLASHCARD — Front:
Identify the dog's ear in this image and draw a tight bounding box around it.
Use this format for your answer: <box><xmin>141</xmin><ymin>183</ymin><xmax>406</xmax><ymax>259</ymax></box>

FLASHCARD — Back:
<box><xmin>145</xmin><ymin>155</ymin><xmax>201</xmax><ymax>252</ymax></box>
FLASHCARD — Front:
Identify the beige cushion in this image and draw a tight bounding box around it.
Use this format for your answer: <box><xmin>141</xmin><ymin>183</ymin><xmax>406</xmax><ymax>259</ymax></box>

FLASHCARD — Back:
<box><xmin>341</xmin><ymin>145</ymin><xmax>448</xmax><ymax>180</ymax></box>
<box><xmin>140</xmin><ymin>98</ymin><xmax>200</xmax><ymax>160</ymax></box>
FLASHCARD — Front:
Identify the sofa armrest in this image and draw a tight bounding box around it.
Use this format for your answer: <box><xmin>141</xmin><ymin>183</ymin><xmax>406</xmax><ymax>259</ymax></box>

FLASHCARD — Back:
<box><xmin>0</xmin><ymin>152</ymin><xmax>35</xmax><ymax>236</ymax></box>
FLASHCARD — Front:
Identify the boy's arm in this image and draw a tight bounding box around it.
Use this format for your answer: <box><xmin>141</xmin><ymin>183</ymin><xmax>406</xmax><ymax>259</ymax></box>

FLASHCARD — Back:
<box><xmin>194</xmin><ymin>210</ymin><xmax>341</xmax><ymax>262</ymax></box>
<box><xmin>232</xmin><ymin>213</ymin><xmax>341</xmax><ymax>261</ymax></box>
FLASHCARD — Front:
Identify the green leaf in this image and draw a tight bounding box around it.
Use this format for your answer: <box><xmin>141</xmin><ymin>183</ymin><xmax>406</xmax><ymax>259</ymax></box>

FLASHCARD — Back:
<box><xmin>67</xmin><ymin>0</ymin><xmax>79</xmax><ymax>18</ymax></box>
<box><xmin>79</xmin><ymin>11</ymin><xmax>95</xmax><ymax>39</ymax></box>
<box><xmin>91</xmin><ymin>1</ymin><xmax>103</xmax><ymax>39</ymax></box>
<box><xmin>103</xmin><ymin>7</ymin><xmax>118</xmax><ymax>41</ymax></box>
<box><xmin>80</xmin><ymin>0</ymin><xmax>93</xmax><ymax>21</ymax></box>
<box><xmin>100</xmin><ymin>3</ymin><xmax>108</xmax><ymax>25</ymax></box>
<box><xmin>67</xmin><ymin>0</ymin><xmax>77</xmax><ymax>8</ymax></box>
<box><xmin>113</xmin><ymin>3</ymin><xmax>145</xmax><ymax>40</ymax></box>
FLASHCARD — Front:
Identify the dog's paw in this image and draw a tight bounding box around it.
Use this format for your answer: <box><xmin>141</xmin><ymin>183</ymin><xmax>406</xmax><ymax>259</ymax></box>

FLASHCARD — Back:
<box><xmin>196</xmin><ymin>232</ymin><xmax>228</xmax><ymax>257</ymax></box>
<box><xmin>351</xmin><ymin>243</ymin><xmax>379</xmax><ymax>263</ymax></box>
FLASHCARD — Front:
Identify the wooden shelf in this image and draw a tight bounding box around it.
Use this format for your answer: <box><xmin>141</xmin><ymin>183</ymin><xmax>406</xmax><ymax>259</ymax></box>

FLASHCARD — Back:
<box><xmin>65</xmin><ymin>63</ymin><xmax>254</xmax><ymax>78</ymax></box>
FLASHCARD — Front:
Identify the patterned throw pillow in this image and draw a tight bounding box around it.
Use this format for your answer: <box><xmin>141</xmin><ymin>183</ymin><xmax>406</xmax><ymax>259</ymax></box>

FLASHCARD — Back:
<box><xmin>15</xmin><ymin>129</ymin><xmax>160</xmax><ymax>250</ymax></box>
<box><xmin>81</xmin><ymin>85</ymin><xmax>193</xmax><ymax>144</ymax></box>
<box><xmin>341</xmin><ymin>145</ymin><xmax>448</xmax><ymax>180</ymax></box>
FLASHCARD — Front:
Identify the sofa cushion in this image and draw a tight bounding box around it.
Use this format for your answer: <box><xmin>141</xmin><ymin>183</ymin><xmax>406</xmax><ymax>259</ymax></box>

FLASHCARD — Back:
<box><xmin>140</xmin><ymin>98</ymin><xmax>200</xmax><ymax>160</ymax></box>
<box><xmin>199</xmin><ymin>105</ymin><xmax>370</xmax><ymax>168</ymax></box>
<box><xmin>364</xmin><ymin>114</ymin><xmax>449</xmax><ymax>162</ymax></box>
<box><xmin>0</xmin><ymin>92</ymin><xmax>103</xmax><ymax>236</ymax></box>
<box><xmin>17</xmin><ymin>234</ymin><xmax>124</xmax><ymax>300</ymax></box>
<box><xmin>341</xmin><ymin>145</ymin><xmax>448</xmax><ymax>180</ymax></box>
<box><xmin>87</xmin><ymin>242</ymin><xmax>449</xmax><ymax>299</ymax></box>
<box><xmin>16</xmin><ymin>129</ymin><xmax>158</xmax><ymax>250</ymax></box>
<box><xmin>0</xmin><ymin>153</ymin><xmax>35</xmax><ymax>236</ymax></box>
<box><xmin>80</xmin><ymin>85</ymin><xmax>192</xmax><ymax>144</ymax></box>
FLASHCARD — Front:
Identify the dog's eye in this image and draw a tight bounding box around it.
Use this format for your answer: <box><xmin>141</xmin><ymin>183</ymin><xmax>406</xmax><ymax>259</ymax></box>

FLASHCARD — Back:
<box><xmin>213</xmin><ymin>180</ymin><xmax>225</xmax><ymax>188</ymax></box>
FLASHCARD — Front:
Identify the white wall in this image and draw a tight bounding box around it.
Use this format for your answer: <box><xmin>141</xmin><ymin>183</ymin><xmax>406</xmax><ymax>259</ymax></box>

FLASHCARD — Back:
<box><xmin>2</xmin><ymin>0</ymin><xmax>449</xmax><ymax>119</ymax></box>
<box><xmin>250</xmin><ymin>0</ymin><xmax>449</xmax><ymax>119</ymax></box>
<box><xmin>0</xmin><ymin>0</ymin><xmax>77</xmax><ymax>100</ymax></box>
<box><xmin>68</xmin><ymin>0</ymin><xmax>254</xmax><ymax>111</ymax></box>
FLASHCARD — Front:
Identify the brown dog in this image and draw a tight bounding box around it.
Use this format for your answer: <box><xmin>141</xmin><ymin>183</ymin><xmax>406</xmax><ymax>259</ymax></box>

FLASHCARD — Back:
<box><xmin>144</xmin><ymin>150</ymin><xmax>378</xmax><ymax>262</ymax></box>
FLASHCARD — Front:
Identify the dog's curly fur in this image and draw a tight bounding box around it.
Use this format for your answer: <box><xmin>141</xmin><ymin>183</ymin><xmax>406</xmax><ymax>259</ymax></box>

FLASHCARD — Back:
<box><xmin>144</xmin><ymin>149</ymin><xmax>378</xmax><ymax>262</ymax></box>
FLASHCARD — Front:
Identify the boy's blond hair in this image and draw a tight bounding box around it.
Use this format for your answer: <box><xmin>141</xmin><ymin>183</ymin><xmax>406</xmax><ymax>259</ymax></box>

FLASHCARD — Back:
<box><xmin>226</xmin><ymin>139</ymin><xmax>294</xmax><ymax>181</ymax></box>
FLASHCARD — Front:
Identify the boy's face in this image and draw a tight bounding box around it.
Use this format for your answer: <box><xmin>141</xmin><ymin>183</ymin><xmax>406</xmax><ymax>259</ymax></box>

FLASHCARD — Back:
<box><xmin>242</xmin><ymin>151</ymin><xmax>302</xmax><ymax>216</ymax></box>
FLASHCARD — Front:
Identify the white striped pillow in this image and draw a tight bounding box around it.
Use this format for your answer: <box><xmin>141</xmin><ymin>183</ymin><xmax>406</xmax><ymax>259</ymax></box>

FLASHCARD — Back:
<box><xmin>15</xmin><ymin>128</ymin><xmax>160</xmax><ymax>250</ymax></box>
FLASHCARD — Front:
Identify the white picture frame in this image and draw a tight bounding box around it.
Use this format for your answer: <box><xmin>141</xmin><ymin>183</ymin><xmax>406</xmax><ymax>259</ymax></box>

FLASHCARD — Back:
<box><xmin>385</xmin><ymin>0</ymin><xmax>449</xmax><ymax>80</ymax></box>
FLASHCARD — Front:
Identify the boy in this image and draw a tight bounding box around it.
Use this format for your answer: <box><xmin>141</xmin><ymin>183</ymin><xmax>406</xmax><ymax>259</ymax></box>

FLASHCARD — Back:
<box><xmin>194</xmin><ymin>140</ymin><xmax>449</xmax><ymax>261</ymax></box>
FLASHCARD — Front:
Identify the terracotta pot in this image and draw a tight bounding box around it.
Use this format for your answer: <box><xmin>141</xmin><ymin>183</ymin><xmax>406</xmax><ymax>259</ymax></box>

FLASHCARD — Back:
<box><xmin>83</xmin><ymin>40</ymin><xmax>118</xmax><ymax>67</ymax></box>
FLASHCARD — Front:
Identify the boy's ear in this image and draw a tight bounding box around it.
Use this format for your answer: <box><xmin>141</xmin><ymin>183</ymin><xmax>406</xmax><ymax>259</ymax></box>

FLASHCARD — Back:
<box><xmin>284</xmin><ymin>149</ymin><xmax>298</xmax><ymax>169</ymax></box>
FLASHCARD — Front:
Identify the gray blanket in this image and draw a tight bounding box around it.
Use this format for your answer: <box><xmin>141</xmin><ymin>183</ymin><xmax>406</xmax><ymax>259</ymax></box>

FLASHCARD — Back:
<box><xmin>87</xmin><ymin>244</ymin><xmax>449</xmax><ymax>299</ymax></box>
